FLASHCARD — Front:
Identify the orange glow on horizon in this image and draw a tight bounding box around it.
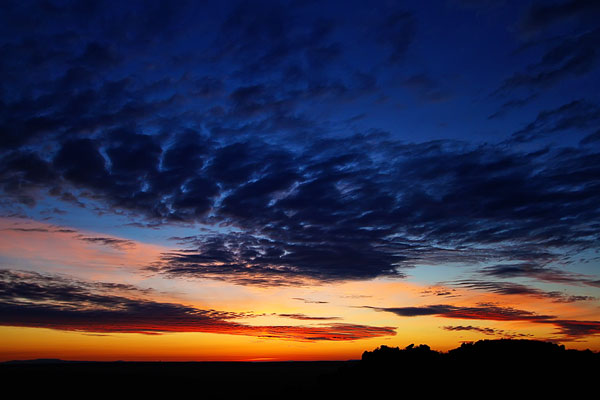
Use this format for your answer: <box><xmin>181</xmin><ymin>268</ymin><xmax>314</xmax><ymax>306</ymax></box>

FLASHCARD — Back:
<box><xmin>1</xmin><ymin>217</ymin><xmax>599</xmax><ymax>361</ymax></box>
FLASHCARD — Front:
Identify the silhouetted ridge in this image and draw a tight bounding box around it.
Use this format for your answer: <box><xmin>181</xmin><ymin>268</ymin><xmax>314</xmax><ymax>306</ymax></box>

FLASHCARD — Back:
<box><xmin>2</xmin><ymin>340</ymin><xmax>597</xmax><ymax>396</ymax></box>
<box><xmin>448</xmin><ymin>338</ymin><xmax>566</xmax><ymax>359</ymax></box>
<box><xmin>320</xmin><ymin>339</ymin><xmax>598</xmax><ymax>395</ymax></box>
<box><xmin>361</xmin><ymin>338</ymin><xmax>597</xmax><ymax>365</ymax></box>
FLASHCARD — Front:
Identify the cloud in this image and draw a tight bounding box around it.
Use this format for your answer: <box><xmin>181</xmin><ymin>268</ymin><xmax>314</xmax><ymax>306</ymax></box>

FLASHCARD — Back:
<box><xmin>75</xmin><ymin>42</ymin><xmax>121</xmax><ymax>68</ymax></box>
<box><xmin>4</xmin><ymin>227</ymin><xmax>51</xmax><ymax>233</ymax></box>
<box><xmin>2</xmin><ymin>134</ymin><xmax>600</xmax><ymax>287</ymax></box>
<box><xmin>276</xmin><ymin>313</ymin><xmax>341</xmax><ymax>321</ymax></box>
<box><xmin>0</xmin><ymin>269</ymin><xmax>395</xmax><ymax>341</ymax></box>
<box><xmin>450</xmin><ymin>280</ymin><xmax>596</xmax><ymax>303</ymax></box>
<box><xmin>0</xmin><ymin>151</ymin><xmax>58</xmax><ymax>206</ymax></box>
<box><xmin>143</xmin><ymin>138</ymin><xmax>600</xmax><ymax>285</ymax></box>
<box><xmin>496</xmin><ymin>29</ymin><xmax>600</xmax><ymax>92</ymax></box>
<box><xmin>76</xmin><ymin>236</ymin><xmax>136</xmax><ymax>250</ymax></box>
<box><xmin>421</xmin><ymin>286</ymin><xmax>459</xmax><ymax>298</ymax></box>
<box><xmin>212</xmin><ymin>0</ymin><xmax>343</xmax><ymax>78</ymax></box>
<box><xmin>580</xmin><ymin>129</ymin><xmax>600</xmax><ymax>145</ymax></box>
<box><xmin>3</xmin><ymin>225</ymin><xmax>76</xmax><ymax>234</ymax></box>
<box><xmin>451</xmin><ymin>0</ymin><xmax>506</xmax><ymax>10</ymax></box>
<box><xmin>0</xmin><ymin>269</ymin><xmax>156</xmax><ymax>303</ymax></box>
<box><xmin>442</xmin><ymin>325</ymin><xmax>533</xmax><ymax>338</ymax></box>
<box><xmin>520</xmin><ymin>0</ymin><xmax>600</xmax><ymax>34</ymax></box>
<box><xmin>442</xmin><ymin>325</ymin><xmax>498</xmax><ymax>335</ymax></box>
<box><xmin>375</xmin><ymin>11</ymin><xmax>416</xmax><ymax>63</ymax></box>
<box><xmin>148</xmin><ymin>230</ymin><xmax>407</xmax><ymax>286</ymax></box>
<box><xmin>480</xmin><ymin>263</ymin><xmax>600</xmax><ymax>288</ymax></box>
<box><xmin>0</xmin><ymin>2</ymin><xmax>599</xmax><ymax>291</ymax></box>
<box><xmin>367</xmin><ymin>303</ymin><xmax>555</xmax><ymax>321</ymax></box>
<box><xmin>369</xmin><ymin>303</ymin><xmax>600</xmax><ymax>339</ymax></box>
<box><xmin>0</xmin><ymin>218</ymin><xmax>168</xmax><ymax>277</ymax></box>
<box><xmin>549</xmin><ymin>319</ymin><xmax>600</xmax><ymax>339</ymax></box>
<box><xmin>509</xmin><ymin>99</ymin><xmax>600</xmax><ymax>143</ymax></box>
<box><xmin>102</xmin><ymin>137</ymin><xmax>598</xmax><ymax>286</ymax></box>
<box><xmin>401</xmin><ymin>74</ymin><xmax>452</xmax><ymax>103</ymax></box>
<box><xmin>487</xmin><ymin>94</ymin><xmax>538</xmax><ymax>119</ymax></box>
<box><xmin>292</xmin><ymin>298</ymin><xmax>329</xmax><ymax>304</ymax></box>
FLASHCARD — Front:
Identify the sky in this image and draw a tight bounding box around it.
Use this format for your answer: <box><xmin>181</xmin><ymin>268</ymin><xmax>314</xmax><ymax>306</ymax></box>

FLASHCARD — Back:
<box><xmin>1</xmin><ymin>0</ymin><xmax>599</xmax><ymax>361</ymax></box>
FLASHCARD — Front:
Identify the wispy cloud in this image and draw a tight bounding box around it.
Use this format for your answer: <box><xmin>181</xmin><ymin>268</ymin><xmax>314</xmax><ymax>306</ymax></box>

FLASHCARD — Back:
<box><xmin>0</xmin><ymin>270</ymin><xmax>395</xmax><ymax>341</ymax></box>
<box><xmin>368</xmin><ymin>303</ymin><xmax>600</xmax><ymax>340</ymax></box>
<box><xmin>449</xmin><ymin>280</ymin><xmax>596</xmax><ymax>303</ymax></box>
<box><xmin>76</xmin><ymin>236</ymin><xmax>136</xmax><ymax>250</ymax></box>
<box><xmin>479</xmin><ymin>263</ymin><xmax>600</xmax><ymax>288</ymax></box>
<box><xmin>442</xmin><ymin>325</ymin><xmax>533</xmax><ymax>338</ymax></box>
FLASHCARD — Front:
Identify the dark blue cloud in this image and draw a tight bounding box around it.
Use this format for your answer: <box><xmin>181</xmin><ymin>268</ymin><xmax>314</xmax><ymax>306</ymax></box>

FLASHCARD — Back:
<box><xmin>0</xmin><ymin>0</ymin><xmax>599</xmax><ymax>291</ymax></box>
<box><xmin>3</xmin><ymin>130</ymin><xmax>600</xmax><ymax>285</ymax></box>
<box><xmin>509</xmin><ymin>99</ymin><xmax>600</xmax><ymax>143</ymax></box>
<box><xmin>501</xmin><ymin>29</ymin><xmax>600</xmax><ymax>90</ymax></box>
<box><xmin>374</xmin><ymin>11</ymin><xmax>416</xmax><ymax>63</ymax></box>
<box><xmin>520</xmin><ymin>0</ymin><xmax>600</xmax><ymax>34</ymax></box>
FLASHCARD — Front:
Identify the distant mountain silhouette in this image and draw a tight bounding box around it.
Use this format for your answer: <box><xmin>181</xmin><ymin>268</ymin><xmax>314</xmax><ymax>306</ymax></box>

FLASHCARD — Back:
<box><xmin>2</xmin><ymin>358</ymin><xmax>81</xmax><ymax>364</ymax></box>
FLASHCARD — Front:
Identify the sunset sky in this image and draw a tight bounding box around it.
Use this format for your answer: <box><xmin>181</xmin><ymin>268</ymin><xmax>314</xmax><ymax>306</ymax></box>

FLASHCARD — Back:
<box><xmin>1</xmin><ymin>0</ymin><xmax>599</xmax><ymax>361</ymax></box>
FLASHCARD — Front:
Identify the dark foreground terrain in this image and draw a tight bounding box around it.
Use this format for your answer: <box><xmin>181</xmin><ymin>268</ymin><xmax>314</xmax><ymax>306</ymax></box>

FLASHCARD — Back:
<box><xmin>2</xmin><ymin>339</ymin><xmax>598</xmax><ymax>397</ymax></box>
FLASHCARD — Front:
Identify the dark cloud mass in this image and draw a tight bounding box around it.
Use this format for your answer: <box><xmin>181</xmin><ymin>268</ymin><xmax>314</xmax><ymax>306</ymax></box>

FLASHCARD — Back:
<box><xmin>3</xmin><ymin>104</ymin><xmax>600</xmax><ymax>286</ymax></box>
<box><xmin>0</xmin><ymin>0</ymin><xmax>599</xmax><ymax>297</ymax></box>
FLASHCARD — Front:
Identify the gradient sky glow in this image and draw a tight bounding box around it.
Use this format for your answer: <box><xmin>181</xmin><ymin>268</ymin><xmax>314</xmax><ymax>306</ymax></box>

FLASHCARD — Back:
<box><xmin>1</xmin><ymin>0</ymin><xmax>600</xmax><ymax>361</ymax></box>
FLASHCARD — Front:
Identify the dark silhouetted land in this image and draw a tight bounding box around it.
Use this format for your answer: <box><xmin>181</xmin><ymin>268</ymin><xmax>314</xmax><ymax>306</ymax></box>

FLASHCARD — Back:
<box><xmin>3</xmin><ymin>339</ymin><xmax>597</xmax><ymax>397</ymax></box>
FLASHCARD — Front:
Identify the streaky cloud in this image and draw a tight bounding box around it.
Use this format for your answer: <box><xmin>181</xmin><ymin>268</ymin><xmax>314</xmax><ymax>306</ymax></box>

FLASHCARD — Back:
<box><xmin>0</xmin><ymin>270</ymin><xmax>395</xmax><ymax>341</ymax></box>
<box><xmin>368</xmin><ymin>303</ymin><xmax>600</xmax><ymax>340</ymax></box>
